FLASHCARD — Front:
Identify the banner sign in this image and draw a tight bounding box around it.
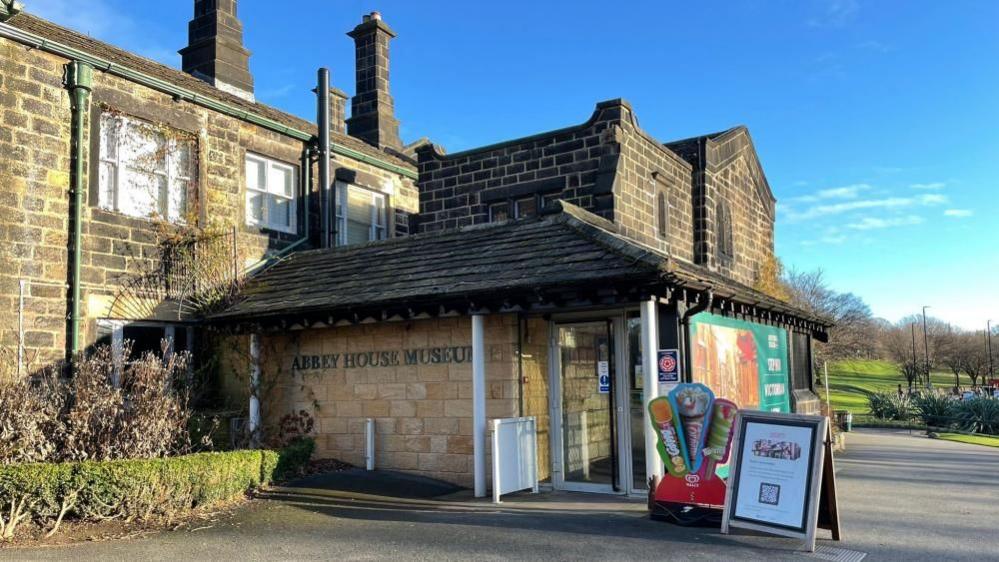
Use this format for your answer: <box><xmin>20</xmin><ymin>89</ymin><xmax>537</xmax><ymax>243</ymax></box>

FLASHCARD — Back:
<box><xmin>721</xmin><ymin>411</ymin><xmax>836</xmax><ymax>552</ymax></box>
<box><xmin>657</xmin><ymin>349</ymin><xmax>680</xmax><ymax>383</ymax></box>
<box><xmin>688</xmin><ymin>313</ymin><xmax>791</xmax><ymax>413</ymax></box>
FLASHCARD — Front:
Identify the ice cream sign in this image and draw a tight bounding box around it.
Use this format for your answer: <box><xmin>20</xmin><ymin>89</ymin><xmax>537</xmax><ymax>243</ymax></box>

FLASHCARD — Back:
<box><xmin>649</xmin><ymin>383</ymin><xmax>738</xmax><ymax>508</ymax></box>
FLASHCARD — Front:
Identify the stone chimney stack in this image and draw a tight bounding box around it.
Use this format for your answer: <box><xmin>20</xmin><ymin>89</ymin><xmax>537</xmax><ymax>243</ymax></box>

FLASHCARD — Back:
<box><xmin>179</xmin><ymin>0</ymin><xmax>255</xmax><ymax>101</ymax></box>
<box><xmin>346</xmin><ymin>12</ymin><xmax>402</xmax><ymax>150</ymax></box>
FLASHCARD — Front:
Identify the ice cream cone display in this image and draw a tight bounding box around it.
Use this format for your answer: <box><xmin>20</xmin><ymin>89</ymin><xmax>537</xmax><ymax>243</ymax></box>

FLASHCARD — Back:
<box><xmin>670</xmin><ymin>384</ymin><xmax>715</xmax><ymax>474</ymax></box>
<box><xmin>648</xmin><ymin>397</ymin><xmax>688</xmax><ymax>477</ymax></box>
<box><xmin>649</xmin><ymin>384</ymin><xmax>742</xmax><ymax>512</ymax></box>
<box><xmin>702</xmin><ymin>398</ymin><xmax>738</xmax><ymax>480</ymax></box>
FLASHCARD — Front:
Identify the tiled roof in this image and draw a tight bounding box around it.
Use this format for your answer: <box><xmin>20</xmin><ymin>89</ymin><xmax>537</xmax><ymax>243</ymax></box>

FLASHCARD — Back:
<box><xmin>213</xmin><ymin>202</ymin><xmax>828</xmax><ymax>329</ymax></box>
<box><xmin>6</xmin><ymin>13</ymin><xmax>415</xmax><ymax>172</ymax></box>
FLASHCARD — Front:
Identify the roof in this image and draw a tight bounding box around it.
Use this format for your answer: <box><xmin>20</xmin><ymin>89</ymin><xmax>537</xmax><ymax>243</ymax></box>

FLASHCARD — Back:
<box><xmin>5</xmin><ymin>12</ymin><xmax>415</xmax><ymax>172</ymax></box>
<box><xmin>662</xmin><ymin>127</ymin><xmax>735</xmax><ymax>165</ymax></box>
<box><xmin>213</xmin><ymin>202</ymin><xmax>828</xmax><ymax>332</ymax></box>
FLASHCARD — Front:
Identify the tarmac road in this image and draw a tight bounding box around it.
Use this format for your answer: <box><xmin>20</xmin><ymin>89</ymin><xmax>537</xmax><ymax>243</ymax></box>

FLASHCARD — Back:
<box><xmin>4</xmin><ymin>428</ymin><xmax>998</xmax><ymax>561</ymax></box>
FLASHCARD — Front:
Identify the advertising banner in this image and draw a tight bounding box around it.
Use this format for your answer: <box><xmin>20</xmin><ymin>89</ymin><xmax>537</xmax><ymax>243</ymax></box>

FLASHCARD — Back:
<box><xmin>688</xmin><ymin>312</ymin><xmax>791</xmax><ymax>413</ymax></box>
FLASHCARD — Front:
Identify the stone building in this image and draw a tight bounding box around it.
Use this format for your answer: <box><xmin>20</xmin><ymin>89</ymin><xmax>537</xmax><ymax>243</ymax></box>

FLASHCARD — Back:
<box><xmin>0</xmin><ymin>2</ymin><xmax>828</xmax><ymax>496</ymax></box>
<box><xmin>0</xmin><ymin>2</ymin><xmax>418</xmax><ymax>369</ymax></box>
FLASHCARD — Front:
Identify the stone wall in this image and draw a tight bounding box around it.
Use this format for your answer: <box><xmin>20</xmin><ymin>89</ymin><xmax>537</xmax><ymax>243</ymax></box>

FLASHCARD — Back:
<box><xmin>0</xmin><ymin>40</ymin><xmax>72</xmax><ymax>363</ymax></box>
<box><xmin>700</xmin><ymin>129</ymin><xmax>777</xmax><ymax>287</ymax></box>
<box><xmin>613</xmin><ymin>103</ymin><xmax>696</xmax><ymax>261</ymax></box>
<box><xmin>258</xmin><ymin>315</ymin><xmax>524</xmax><ymax>486</ymax></box>
<box><xmin>415</xmin><ymin>99</ymin><xmax>746</xmax><ymax>269</ymax></box>
<box><xmin>415</xmin><ymin>101</ymin><xmax>626</xmax><ymax>232</ymax></box>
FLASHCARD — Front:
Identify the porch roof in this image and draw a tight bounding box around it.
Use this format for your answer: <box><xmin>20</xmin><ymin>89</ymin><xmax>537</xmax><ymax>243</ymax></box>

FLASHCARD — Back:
<box><xmin>211</xmin><ymin>202</ymin><xmax>828</xmax><ymax>335</ymax></box>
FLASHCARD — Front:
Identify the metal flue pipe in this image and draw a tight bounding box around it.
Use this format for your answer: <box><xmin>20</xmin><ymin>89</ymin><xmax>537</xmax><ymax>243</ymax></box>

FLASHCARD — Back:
<box><xmin>317</xmin><ymin>68</ymin><xmax>332</xmax><ymax>248</ymax></box>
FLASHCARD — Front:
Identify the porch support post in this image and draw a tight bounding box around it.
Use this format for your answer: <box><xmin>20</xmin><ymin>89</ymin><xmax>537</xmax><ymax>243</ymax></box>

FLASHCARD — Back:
<box><xmin>640</xmin><ymin>297</ymin><xmax>664</xmax><ymax>482</ymax></box>
<box><xmin>249</xmin><ymin>332</ymin><xmax>262</xmax><ymax>447</ymax></box>
<box><xmin>472</xmin><ymin>313</ymin><xmax>487</xmax><ymax>497</ymax></box>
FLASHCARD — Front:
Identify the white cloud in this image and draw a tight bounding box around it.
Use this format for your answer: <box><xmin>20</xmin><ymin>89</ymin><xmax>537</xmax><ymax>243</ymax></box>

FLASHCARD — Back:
<box><xmin>917</xmin><ymin>193</ymin><xmax>948</xmax><ymax>205</ymax></box>
<box><xmin>845</xmin><ymin>215</ymin><xmax>924</xmax><ymax>231</ymax></box>
<box><xmin>794</xmin><ymin>183</ymin><xmax>870</xmax><ymax>203</ymax></box>
<box><xmin>910</xmin><ymin>182</ymin><xmax>946</xmax><ymax>190</ymax></box>
<box><xmin>944</xmin><ymin>209</ymin><xmax>973</xmax><ymax>218</ymax></box>
<box><xmin>808</xmin><ymin>0</ymin><xmax>860</xmax><ymax>27</ymax></box>
<box><xmin>785</xmin><ymin>192</ymin><xmax>948</xmax><ymax>222</ymax></box>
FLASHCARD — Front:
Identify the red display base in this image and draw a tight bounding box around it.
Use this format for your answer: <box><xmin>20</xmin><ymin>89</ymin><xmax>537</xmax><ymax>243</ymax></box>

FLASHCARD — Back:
<box><xmin>653</xmin><ymin>465</ymin><xmax>728</xmax><ymax>509</ymax></box>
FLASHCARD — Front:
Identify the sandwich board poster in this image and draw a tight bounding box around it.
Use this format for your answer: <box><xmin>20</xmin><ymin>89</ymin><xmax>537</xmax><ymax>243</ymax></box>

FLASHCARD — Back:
<box><xmin>721</xmin><ymin>411</ymin><xmax>835</xmax><ymax>552</ymax></box>
<box><xmin>688</xmin><ymin>312</ymin><xmax>790</xmax><ymax>413</ymax></box>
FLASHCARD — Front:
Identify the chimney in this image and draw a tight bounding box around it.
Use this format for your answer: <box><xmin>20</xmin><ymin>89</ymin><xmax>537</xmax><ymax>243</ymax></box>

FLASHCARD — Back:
<box><xmin>330</xmin><ymin>86</ymin><xmax>348</xmax><ymax>135</ymax></box>
<box><xmin>179</xmin><ymin>0</ymin><xmax>255</xmax><ymax>102</ymax></box>
<box><xmin>346</xmin><ymin>12</ymin><xmax>402</xmax><ymax>150</ymax></box>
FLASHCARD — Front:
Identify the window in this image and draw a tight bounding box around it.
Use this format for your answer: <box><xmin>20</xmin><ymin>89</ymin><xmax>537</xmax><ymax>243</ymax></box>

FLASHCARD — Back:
<box><xmin>489</xmin><ymin>202</ymin><xmax>511</xmax><ymax>222</ymax></box>
<box><xmin>716</xmin><ymin>201</ymin><xmax>734</xmax><ymax>261</ymax></box>
<box><xmin>514</xmin><ymin>197</ymin><xmax>537</xmax><ymax>218</ymax></box>
<box><xmin>336</xmin><ymin>182</ymin><xmax>388</xmax><ymax>246</ymax></box>
<box><xmin>98</xmin><ymin>112</ymin><xmax>194</xmax><ymax>222</ymax></box>
<box><xmin>541</xmin><ymin>193</ymin><xmax>561</xmax><ymax>211</ymax></box>
<box><xmin>246</xmin><ymin>154</ymin><xmax>297</xmax><ymax>233</ymax></box>
<box><xmin>96</xmin><ymin>321</ymin><xmax>193</xmax><ymax>384</ymax></box>
<box><xmin>657</xmin><ymin>191</ymin><xmax>669</xmax><ymax>238</ymax></box>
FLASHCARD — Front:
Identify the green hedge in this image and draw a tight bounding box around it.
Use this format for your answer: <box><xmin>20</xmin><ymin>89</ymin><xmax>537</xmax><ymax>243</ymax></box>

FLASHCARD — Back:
<box><xmin>0</xmin><ymin>438</ymin><xmax>313</xmax><ymax>529</ymax></box>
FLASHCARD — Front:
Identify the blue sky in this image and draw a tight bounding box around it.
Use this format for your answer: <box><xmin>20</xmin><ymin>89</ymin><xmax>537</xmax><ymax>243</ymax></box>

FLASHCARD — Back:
<box><xmin>26</xmin><ymin>0</ymin><xmax>998</xmax><ymax>330</ymax></box>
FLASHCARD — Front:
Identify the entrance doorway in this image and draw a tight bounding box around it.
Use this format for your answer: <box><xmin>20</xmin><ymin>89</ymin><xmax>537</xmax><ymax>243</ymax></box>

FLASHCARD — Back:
<box><xmin>549</xmin><ymin>317</ymin><xmax>645</xmax><ymax>495</ymax></box>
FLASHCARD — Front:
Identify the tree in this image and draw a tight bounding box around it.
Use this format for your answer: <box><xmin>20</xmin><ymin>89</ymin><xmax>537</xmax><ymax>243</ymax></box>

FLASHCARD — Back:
<box><xmin>895</xmin><ymin>313</ymin><xmax>950</xmax><ymax>387</ymax></box>
<box><xmin>962</xmin><ymin>343</ymin><xmax>990</xmax><ymax>388</ymax></box>
<box><xmin>783</xmin><ymin>268</ymin><xmax>878</xmax><ymax>365</ymax></box>
<box><xmin>880</xmin><ymin>323</ymin><xmax>923</xmax><ymax>390</ymax></box>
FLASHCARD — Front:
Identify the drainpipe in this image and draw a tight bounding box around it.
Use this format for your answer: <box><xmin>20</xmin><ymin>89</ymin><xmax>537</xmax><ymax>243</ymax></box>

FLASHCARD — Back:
<box><xmin>317</xmin><ymin>68</ymin><xmax>332</xmax><ymax>248</ymax></box>
<box><xmin>680</xmin><ymin>289</ymin><xmax>714</xmax><ymax>381</ymax></box>
<box><xmin>65</xmin><ymin>61</ymin><xmax>93</xmax><ymax>364</ymax></box>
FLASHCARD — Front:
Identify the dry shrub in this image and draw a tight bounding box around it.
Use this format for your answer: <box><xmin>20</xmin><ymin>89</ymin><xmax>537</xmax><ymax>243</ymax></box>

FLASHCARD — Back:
<box><xmin>0</xmin><ymin>342</ymin><xmax>201</xmax><ymax>465</ymax></box>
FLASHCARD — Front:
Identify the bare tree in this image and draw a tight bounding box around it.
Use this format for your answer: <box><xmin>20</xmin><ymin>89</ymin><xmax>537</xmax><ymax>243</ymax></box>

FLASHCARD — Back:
<box><xmin>880</xmin><ymin>323</ymin><xmax>922</xmax><ymax>390</ymax></box>
<box><xmin>783</xmin><ymin>268</ymin><xmax>878</xmax><ymax>365</ymax></box>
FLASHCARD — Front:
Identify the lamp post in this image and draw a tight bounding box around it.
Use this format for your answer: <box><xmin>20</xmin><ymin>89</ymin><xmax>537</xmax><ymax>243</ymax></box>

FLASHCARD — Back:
<box><xmin>910</xmin><ymin>323</ymin><xmax>917</xmax><ymax>391</ymax></box>
<box><xmin>922</xmin><ymin>306</ymin><xmax>931</xmax><ymax>387</ymax></box>
<box><xmin>988</xmin><ymin>320</ymin><xmax>994</xmax><ymax>383</ymax></box>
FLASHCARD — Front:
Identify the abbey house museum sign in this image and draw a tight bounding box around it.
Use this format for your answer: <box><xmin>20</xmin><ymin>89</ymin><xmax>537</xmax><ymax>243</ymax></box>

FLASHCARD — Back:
<box><xmin>292</xmin><ymin>346</ymin><xmax>474</xmax><ymax>372</ymax></box>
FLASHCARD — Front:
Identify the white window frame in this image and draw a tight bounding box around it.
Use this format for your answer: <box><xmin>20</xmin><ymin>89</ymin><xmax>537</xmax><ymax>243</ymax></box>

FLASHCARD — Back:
<box><xmin>98</xmin><ymin>112</ymin><xmax>194</xmax><ymax>222</ymax></box>
<box><xmin>335</xmin><ymin>181</ymin><xmax>388</xmax><ymax>246</ymax></box>
<box><xmin>245</xmin><ymin>153</ymin><xmax>298</xmax><ymax>234</ymax></box>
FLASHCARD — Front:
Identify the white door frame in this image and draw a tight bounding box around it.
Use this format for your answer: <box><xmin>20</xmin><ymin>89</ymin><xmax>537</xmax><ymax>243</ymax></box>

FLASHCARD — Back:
<box><xmin>548</xmin><ymin>313</ymin><xmax>634</xmax><ymax>495</ymax></box>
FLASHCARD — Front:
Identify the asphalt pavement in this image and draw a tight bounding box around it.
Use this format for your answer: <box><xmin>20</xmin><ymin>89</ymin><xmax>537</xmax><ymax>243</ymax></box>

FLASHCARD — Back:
<box><xmin>4</xmin><ymin>428</ymin><xmax>997</xmax><ymax>561</ymax></box>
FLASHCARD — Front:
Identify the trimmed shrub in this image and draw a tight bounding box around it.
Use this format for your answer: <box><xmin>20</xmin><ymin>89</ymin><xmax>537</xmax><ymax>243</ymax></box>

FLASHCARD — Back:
<box><xmin>0</xmin><ymin>438</ymin><xmax>313</xmax><ymax>539</ymax></box>
<box><xmin>868</xmin><ymin>391</ymin><xmax>912</xmax><ymax>421</ymax></box>
<box><xmin>913</xmin><ymin>393</ymin><xmax>957</xmax><ymax>428</ymax></box>
<box><xmin>953</xmin><ymin>398</ymin><xmax>999</xmax><ymax>436</ymax></box>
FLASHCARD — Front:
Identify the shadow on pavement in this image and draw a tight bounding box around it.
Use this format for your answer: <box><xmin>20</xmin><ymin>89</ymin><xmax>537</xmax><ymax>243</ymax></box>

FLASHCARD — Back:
<box><xmin>284</xmin><ymin>468</ymin><xmax>465</xmax><ymax>499</ymax></box>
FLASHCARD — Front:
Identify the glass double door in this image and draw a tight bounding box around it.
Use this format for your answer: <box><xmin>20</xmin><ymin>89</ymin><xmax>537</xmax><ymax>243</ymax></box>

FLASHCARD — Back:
<box><xmin>551</xmin><ymin>318</ymin><xmax>646</xmax><ymax>495</ymax></box>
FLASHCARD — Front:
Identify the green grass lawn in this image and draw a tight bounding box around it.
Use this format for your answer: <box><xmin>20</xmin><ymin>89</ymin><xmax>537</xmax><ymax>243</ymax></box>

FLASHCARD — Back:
<box><xmin>934</xmin><ymin>432</ymin><xmax>999</xmax><ymax>448</ymax></box>
<box><xmin>817</xmin><ymin>359</ymin><xmax>972</xmax><ymax>415</ymax></box>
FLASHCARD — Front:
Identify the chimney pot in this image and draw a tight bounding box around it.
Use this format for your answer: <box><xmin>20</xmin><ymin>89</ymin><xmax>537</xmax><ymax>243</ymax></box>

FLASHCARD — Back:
<box><xmin>371</xmin><ymin>11</ymin><xmax>382</xmax><ymax>20</ymax></box>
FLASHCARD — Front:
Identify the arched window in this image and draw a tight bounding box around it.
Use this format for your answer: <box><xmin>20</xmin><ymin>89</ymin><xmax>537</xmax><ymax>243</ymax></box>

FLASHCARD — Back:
<box><xmin>657</xmin><ymin>191</ymin><xmax>669</xmax><ymax>238</ymax></box>
<box><xmin>716</xmin><ymin>201</ymin><xmax>734</xmax><ymax>261</ymax></box>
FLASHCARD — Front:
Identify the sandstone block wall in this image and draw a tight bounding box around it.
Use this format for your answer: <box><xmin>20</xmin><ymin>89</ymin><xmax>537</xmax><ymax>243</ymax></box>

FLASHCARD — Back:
<box><xmin>257</xmin><ymin>315</ymin><xmax>526</xmax><ymax>486</ymax></box>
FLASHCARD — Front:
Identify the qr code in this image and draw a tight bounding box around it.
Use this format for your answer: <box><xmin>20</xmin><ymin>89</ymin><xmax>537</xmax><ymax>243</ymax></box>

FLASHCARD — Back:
<box><xmin>759</xmin><ymin>482</ymin><xmax>780</xmax><ymax>506</ymax></box>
